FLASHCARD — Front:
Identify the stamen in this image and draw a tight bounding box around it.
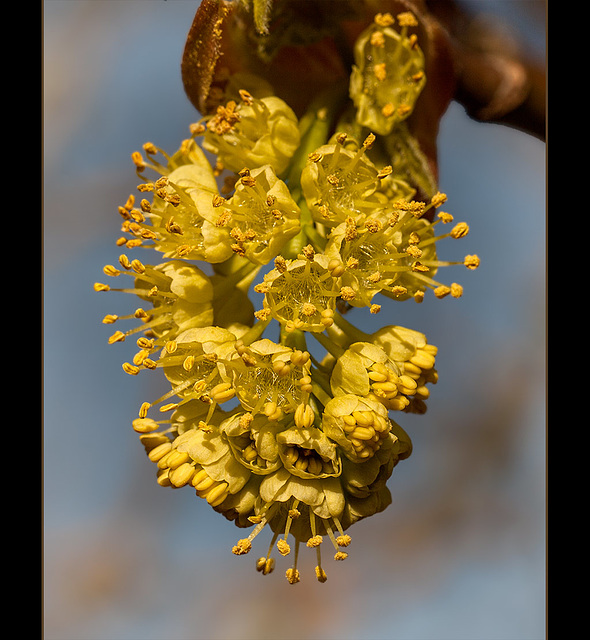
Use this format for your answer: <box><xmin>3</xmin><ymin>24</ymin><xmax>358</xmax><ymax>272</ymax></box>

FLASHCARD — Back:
<box><xmin>233</xmin><ymin>516</ymin><xmax>269</xmax><ymax>556</ymax></box>
<box><xmin>285</xmin><ymin>540</ymin><xmax>301</xmax><ymax>584</ymax></box>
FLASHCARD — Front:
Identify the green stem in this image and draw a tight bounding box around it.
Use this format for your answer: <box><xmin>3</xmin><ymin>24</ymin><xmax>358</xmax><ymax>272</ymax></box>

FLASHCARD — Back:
<box><xmin>213</xmin><ymin>253</ymin><xmax>255</xmax><ymax>278</ymax></box>
<box><xmin>311</xmin><ymin>330</ymin><xmax>345</xmax><ymax>360</ymax></box>
<box><xmin>281</xmin><ymin>83</ymin><xmax>348</xmax><ymax>259</ymax></box>
<box><xmin>279</xmin><ymin>327</ymin><xmax>308</xmax><ymax>352</ymax></box>
<box><xmin>212</xmin><ymin>260</ymin><xmax>261</xmax><ymax>299</ymax></box>
<box><xmin>299</xmin><ymin>200</ymin><xmax>327</xmax><ymax>251</ymax></box>
<box><xmin>239</xmin><ymin>317</ymin><xmax>272</xmax><ymax>346</ymax></box>
<box><xmin>286</xmin><ymin>82</ymin><xmax>348</xmax><ymax>195</ymax></box>
<box><xmin>307</xmin><ymin>393</ymin><xmax>326</xmax><ymax>430</ymax></box>
<box><xmin>333</xmin><ymin>310</ymin><xmax>372</xmax><ymax>344</ymax></box>
<box><xmin>311</xmin><ymin>378</ymin><xmax>332</xmax><ymax>410</ymax></box>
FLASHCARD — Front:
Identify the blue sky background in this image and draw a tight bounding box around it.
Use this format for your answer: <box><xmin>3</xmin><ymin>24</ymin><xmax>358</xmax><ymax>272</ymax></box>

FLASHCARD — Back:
<box><xmin>44</xmin><ymin>2</ymin><xmax>546</xmax><ymax>638</ymax></box>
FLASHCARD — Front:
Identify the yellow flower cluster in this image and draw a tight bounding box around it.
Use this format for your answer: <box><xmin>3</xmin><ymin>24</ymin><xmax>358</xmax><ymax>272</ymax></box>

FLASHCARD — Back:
<box><xmin>95</xmin><ymin>12</ymin><xmax>478</xmax><ymax>584</ymax></box>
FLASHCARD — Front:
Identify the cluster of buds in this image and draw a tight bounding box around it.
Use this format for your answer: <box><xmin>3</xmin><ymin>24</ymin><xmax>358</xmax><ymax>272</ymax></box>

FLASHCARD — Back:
<box><xmin>96</xmin><ymin>11</ymin><xmax>478</xmax><ymax>584</ymax></box>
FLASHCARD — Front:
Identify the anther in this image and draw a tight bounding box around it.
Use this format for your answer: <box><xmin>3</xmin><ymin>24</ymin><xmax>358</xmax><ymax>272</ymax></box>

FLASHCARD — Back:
<box><xmin>130</xmin><ymin>259</ymin><xmax>145</xmax><ymax>273</ymax></box>
<box><xmin>328</xmin><ymin>258</ymin><xmax>345</xmax><ymax>277</ymax></box>
<box><xmin>438</xmin><ymin>211</ymin><xmax>453</xmax><ymax>223</ymax></box>
<box><xmin>306</xmin><ymin>535</ymin><xmax>323</xmax><ymax>548</ymax></box>
<box><xmin>301</xmin><ymin>244</ymin><xmax>315</xmax><ymax>260</ymax></box>
<box><xmin>451</xmin><ymin>283</ymin><xmax>463</xmax><ymax>297</ymax></box>
<box><xmin>340</xmin><ymin>286</ymin><xmax>356</xmax><ymax>301</ymax></box>
<box><xmin>159</xmin><ymin>402</ymin><xmax>179</xmax><ymax>413</ymax></box>
<box><xmin>450</xmin><ymin>222</ymin><xmax>469</xmax><ymax>238</ymax></box>
<box><xmin>397</xmin><ymin>11</ymin><xmax>418</xmax><ymax>27</ymax></box>
<box><xmin>132</xmin><ymin>417</ymin><xmax>159</xmax><ymax>433</ymax></box>
<box><xmin>139</xmin><ymin>402</ymin><xmax>151</xmax><ymax>418</ymax></box>
<box><xmin>363</xmin><ymin>133</ymin><xmax>376</xmax><ymax>149</ymax></box>
<box><xmin>336</xmin><ymin>535</ymin><xmax>351</xmax><ymax>547</ymax></box>
<box><xmin>148</xmin><ymin>441</ymin><xmax>172</xmax><ymax>463</ymax></box>
<box><xmin>131</xmin><ymin>151</ymin><xmax>145</xmax><ymax>170</ymax></box>
<box><xmin>103</xmin><ymin>264</ymin><xmax>120</xmax><ymax>277</ymax></box>
<box><xmin>117</xmin><ymin>254</ymin><xmax>131</xmax><ymax>270</ymax></box>
<box><xmin>301</xmin><ymin>302</ymin><xmax>317</xmax><ymax>316</ymax></box>
<box><xmin>205</xmin><ymin>481</ymin><xmax>229</xmax><ymax>507</ymax></box>
<box><xmin>382</xmin><ymin>103</ymin><xmax>395</xmax><ymax>118</ymax></box>
<box><xmin>232</xmin><ymin>539</ymin><xmax>252</xmax><ymax>555</ymax></box>
<box><xmin>238</xmin><ymin>89</ymin><xmax>254</xmax><ymax>105</ymax></box>
<box><xmin>210</xmin><ymin>382</ymin><xmax>235</xmax><ymax>402</ymax></box>
<box><xmin>165</xmin><ymin>340</ymin><xmax>178</xmax><ymax>353</ymax></box>
<box><xmin>374</xmin><ymin>12</ymin><xmax>395</xmax><ymax>27</ymax></box>
<box><xmin>136</xmin><ymin>337</ymin><xmax>154</xmax><ymax>351</ymax></box>
<box><xmin>277</xmin><ymin>539</ymin><xmax>291</xmax><ymax>556</ymax></box>
<box><xmin>315</xmin><ymin>566</ymin><xmax>328</xmax><ymax>583</ymax></box>
<box><xmin>256</xmin><ymin>557</ymin><xmax>275</xmax><ymax>575</ymax></box>
<box><xmin>285</xmin><ymin>568</ymin><xmax>300</xmax><ymax>584</ymax></box>
<box><xmin>169</xmin><ymin>463</ymin><xmax>196</xmax><ymax>488</ymax></box>
<box><xmin>431</xmin><ymin>192</ymin><xmax>447</xmax><ymax>208</ymax></box>
<box><xmin>434</xmin><ymin>285</ymin><xmax>451</xmax><ymax>299</ymax></box>
<box><xmin>374</xmin><ymin>62</ymin><xmax>387</xmax><ymax>81</ymax></box>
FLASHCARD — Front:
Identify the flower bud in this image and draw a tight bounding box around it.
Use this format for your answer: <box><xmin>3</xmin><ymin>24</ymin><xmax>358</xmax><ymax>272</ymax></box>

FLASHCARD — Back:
<box><xmin>371</xmin><ymin>325</ymin><xmax>438</xmax><ymax>413</ymax></box>
<box><xmin>276</xmin><ymin>424</ymin><xmax>341</xmax><ymax>479</ymax></box>
<box><xmin>221</xmin><ymin>412</ymin><xmax>283</xmax><ymax>475</ymax></box>
<box><xmin>322</xmin><ymin>394</ymin><xmax>392</xmax><ymax>463</ymax></box>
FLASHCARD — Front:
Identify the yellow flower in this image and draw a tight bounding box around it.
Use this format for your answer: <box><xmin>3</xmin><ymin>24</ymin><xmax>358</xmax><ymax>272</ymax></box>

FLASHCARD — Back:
<box><xmin>228</xmin><ymin>338</ymin><xmax>312</xmax><ymax>418</ymax></box>
<box><xmin>231</xmin><ymin>450</ymin><xmax>352</xmax><ymax>582</ymax></box>
<box><xmin>225</xmin><ymin>409</ymin><xmax>413</xmax><ymax>582</ymax></box>
<box><xmin>260</xmin><ymin>251</ymin><xmax>342</xmax><ymax>332</ymax></box>
<box><xmin>349</xmin><ymin>12</ymin><xmax>426</xmax><ymax>135</ymax></box>
<box><xmin>277</xmin><ymin>423</ymin><xmax>341</xmax><ymax>479</ymax></box>
<box><xmin>300</xmin><ymin>133</ymin><xmax>388</xmax><ymax>228</ymax></box>
<box><xmin>144</xmin><ymin>401</ymin><xmax>253</xmax><ymax>513</ymax></box>
<box><xmin>213</xmin><ymin>165</ymin><xmax>301</xmax><ymax>265</ymax></box>
<box><xmin>201</xmin><ymin>90</ymin><xmax>301</xmax><ymax>175</ymax></box>
<box><xmin>325</xmin><ymin>193</ymin><xmax>478</xmax><ymax>305</ymax></box>
<box><xmin>98</xmin><ymin>259</ymin><xmax>215</xmax><ymax>371</ymax></box>
<box><xmin>338</xmin><ymin>420</ymin><xmax>412</xmax><ymax>529</ymax></box>
<box><xmin>222</xmin><ymin>411</ymin><xmax>284</xmax><ymax>475</ymax></box>
<box><xmin>371</xmin><ymin>325</ymin><xmax>438</xmax><ymax>413</ymax></box>
<box><xmin>330</xmin><ymin>341</ymin><xmax>418</xmax><ymax>412</ymax></box>
<box><xmin>126</xmin><ymin>326</ymin><xmax>238</xmax><ymax>426</ymax></box>
<box><xmin>122</xmin><ymin>139</ymin><xmax>234</xmax><ymax>263</ymax></box>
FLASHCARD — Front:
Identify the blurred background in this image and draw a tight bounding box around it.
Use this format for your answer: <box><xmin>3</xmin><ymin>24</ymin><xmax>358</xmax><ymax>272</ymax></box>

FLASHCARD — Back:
<box><xmin>43</xmin><ymin>1</ymin><xmax>546</xmax><ymax>639</ymax></box>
